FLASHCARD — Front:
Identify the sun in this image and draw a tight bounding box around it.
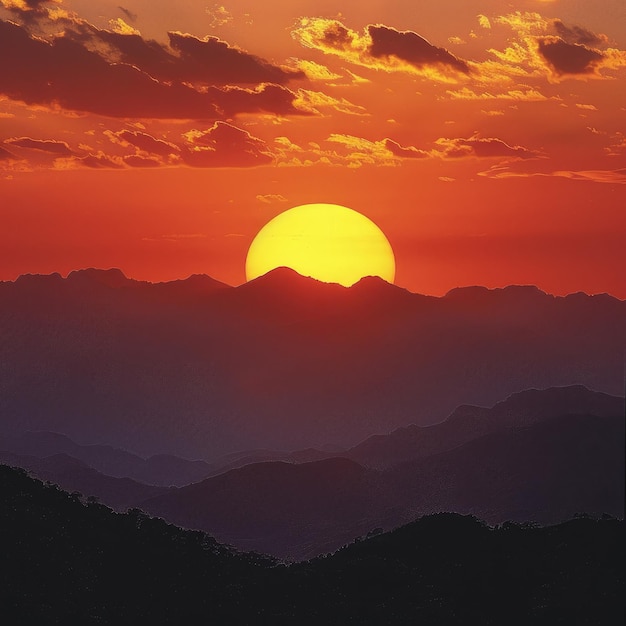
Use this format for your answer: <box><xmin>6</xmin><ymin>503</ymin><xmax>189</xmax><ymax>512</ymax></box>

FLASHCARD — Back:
<box><xmin>245</xmin><ymin>203</ymin><xmax>395</xmax><ymax>287</ymax></box>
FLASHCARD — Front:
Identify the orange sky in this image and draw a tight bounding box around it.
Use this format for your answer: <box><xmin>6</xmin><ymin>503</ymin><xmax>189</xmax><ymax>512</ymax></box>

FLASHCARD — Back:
<box><xmin>1</xmin><ymin>0</ymin><xmax>625</xmax><ymax>296</ymax></box>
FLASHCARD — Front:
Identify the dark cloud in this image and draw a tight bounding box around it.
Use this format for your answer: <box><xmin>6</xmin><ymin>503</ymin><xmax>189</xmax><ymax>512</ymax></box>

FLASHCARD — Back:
<box><xmin>62</xmin><ymin>123</ymin><xmax>274</xmax><ymax>170</ymax></box>
<box><xmin>551</xmin><ymin>20</ymin><xmax>607</xmax><ymax>47</ymax></box>
<box><xmin>1</xmin><ymin>0</ymin><xmax>51</xmax><ymax>20</ymax></box>
<box><xmin>118</xmin><ymin>6</ymin><xmax>138</xmax><ymax>23</ymax></box>
<box><xmin>113</xmin><ymin>130</ymin><xmax>180</xmax><ymax>156</ymax></box>
<box><xmin>537</xmin><ymin>38</ymin><xmax>605</xmax><ymax>75</ymax></box>
<box><xmin>80</xmin><ymin>153</ymin><xmax>124</xmax><ymax>169</ymax></box>
<box><xmin>62</xmin><ymin>22</ymin><xmax>303</xmax><ymax>87</ymax></box>
<box><xmin>124</xmin><ymin>154</ymin><xmax>162</xmax><ymax>168</ymax></box>
<box><xmin>183</xmin><ymin>122</ymin><xmax>273</xmax><ymax>167</ymax></box>
<box><xmin>438</xmin><ymin>137</ymin><xmax>540</xmax><ymax>159</ymax></box>
<box><xmin>0</xmin><ymin>20</ymin><xmax>303</xmax><ymax>119</ymax></box>
<box><xmin>320</xmin><ymin>22</ymin><xmax>357</xmax><ymax>49</ymax></box>
<box><xmin>367</xmin><ymin>25</ymin><xmax>470</xmax><ymax>74</ymax></box>
<box><xmin>166</xmin><ymin>31</ymin><xmax>303</xmax><ymax>85</ymax></box>
<box><xmin>5</xmin><ymin>136</ymin><xmax>72</xmax><ymax>155</ymax></box>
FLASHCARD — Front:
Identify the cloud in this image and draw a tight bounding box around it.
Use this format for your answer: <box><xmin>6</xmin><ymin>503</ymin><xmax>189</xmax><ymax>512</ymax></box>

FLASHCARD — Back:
<box><xmin>5</xmin><ymin>136</ymin><xmax>72</xmax><ymax>155</ymax></box>
<box><xmin>106</xmin><ymin>130</ymin><xmax>180</xmax><ymax>157</ymax></box>
<box><xmin>118</xmin><ymin>6</ymin><xmax>137</xmax><ymax>23</ymax></box>
<box><xmin>123</xmin><ymin>154</ymin><xmax>163</xmax><ymax>168</ymax></box>
<box><xmin>436</xmin><ymin>136</ymin><xmax>541</xmax><ymax>159</ymax></box>
<box><xmin>77</xmin><ymin>152</ymin><xmax>125</xmax><ymax>169</ymax></box>
<box><xmin>487</xmin><ymin>13</ymin><xmax>626</xmax><ymax>81</ymax></box>
<box><xmin>182</xmin><ymin>121</ymin><xmax>274</xmax><ymax>167</ymax></box>
<box><xmin>0</xmin><ymin>0</ymin><xmax>58</xmax><ymax>21</ymax></box>
<box><xmin>384</xmin><ymin>139</ymin><xmax>429</xmax><ymax>159</ymax></box>
<box><xmin>206</xmin><ymin>5</ymin><xmax>233</xmax><ymax>28</ymax></box>
<box><xmin>0</xmin><ymin>14</ymin><xmax>305</xmax><ymax>120</ymax></box>
<box><xmin>256</xmin><ymin>194</ymin><xmax>288</xmax><ymax>204</ymax></box>
<box><xmin>537</xmin><ymin>37</ymin><xmax>606</xmax><ymax>75</ymax></box>
<box><xmin>273</xmin><ymin>133</ymin><xmax>431</xmax><ymax>167</ymax></box>
<box><xmin>0</xmin><ymin>145</ymin><xmax>16</xmax><ymax>160</ymax></box>
<box><xmin>293</xmin><ymin>89</ymin><xmax>367</xmax><ymax>116</ymax></box>
<box><xmin>367</xmin><ymin>24</ymin><xmax>470</xmax><ymax>74</ymax></box>
<box><xmin>53</xmin><ymin>123</ymin><xmax>275</xmax><ymax>170</ymax></box>
<box><xmin>108</xmin><ymin>17</ymin><xmax>140</xmax><ymax>36</ymax></box>
<box><xmin>292</xmin><ymin>18</ymin><xmax>469</xmax><ymax>82</ymax></box>
<box><xmin>480</xmin><ymin>167</ymin><xmax>626</xmax><ymax>184</ymax></box>
<box><xmin>478</xmin><ymin>15</ymin><xmax>491</xmax><ymax>30</ymax></box>
<box><xmin>292</xmin><ymin>60</ymin><xmax>342</xmax><ymax>82</ymax></box>
<box><xmin>550</xmin><ymin>20</ymin><xmax>607</xmax><ymax>46</ymax></box>
<box><xmin>446</xmin><ymin>87</ymin><xmax>550</xmax><ymax>101</ymax></box>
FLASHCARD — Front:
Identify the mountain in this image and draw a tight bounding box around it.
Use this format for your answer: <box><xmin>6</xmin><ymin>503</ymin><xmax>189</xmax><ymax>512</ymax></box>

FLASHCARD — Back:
<box><xmin>1</xmin><ymin>464</ymin><xmax>623</xmax><ymax>624</ymax></box>
<box><xmin>347</xmin><ymin>385</ymin><xmax>624</xmax><ymax>468</ymax></box>
<box><xmin>141</xmin><ymin>457</ymin><xmax>403</xmax><ymax>560</ymax></box>
<box><xmin>0</xmin><ymin>450</ymin><xmax>166</xmax><ymax>510</ymax></box>
<box><xmin>1</xmin><ymin>267</ymin><xmax>624</xmax><ymax>457</ymax></box>
<box><xmin>387</xmin><ymin>413</ymin><xmax>625</xmax><ymax>525</ymax></box>
<box><xmin>0</xmin><ymin>431</ymin><xmax>213</xmax><ymax>486</ymax></box>
<box><xmin>140</xmin><ymin>411</ymin><xmax>623</xmax><ymax>559</ymax></box>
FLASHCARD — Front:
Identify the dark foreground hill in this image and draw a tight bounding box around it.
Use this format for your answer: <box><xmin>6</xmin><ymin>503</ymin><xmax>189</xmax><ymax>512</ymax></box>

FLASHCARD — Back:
<box><xmin>1</xmin><ymin>465</ymin><xmax>623</xmax><ymax>625</ymax></box>
<box><xmin>1</xmin><ymin>268</ymin><xmax>624</xmax><ymax>458</ymax></box>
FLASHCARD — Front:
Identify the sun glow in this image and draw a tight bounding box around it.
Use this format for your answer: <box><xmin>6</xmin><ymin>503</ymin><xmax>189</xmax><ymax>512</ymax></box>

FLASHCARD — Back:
<box><xmin>245</xmin><ymin>203</ymin><xmax>396</xmax><ymax>287</ymax></box>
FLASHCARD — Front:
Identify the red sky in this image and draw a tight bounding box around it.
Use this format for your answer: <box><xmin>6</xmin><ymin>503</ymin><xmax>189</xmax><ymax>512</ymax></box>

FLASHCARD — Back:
<box><xmin>1</xmin><ymin>0</ymin><xmax>625</xmax><ymax>297</ymax></box>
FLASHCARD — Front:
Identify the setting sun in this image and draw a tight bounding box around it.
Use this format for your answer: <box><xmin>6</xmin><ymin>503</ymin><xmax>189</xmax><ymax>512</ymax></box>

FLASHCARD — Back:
<box><xmin>245</xmin><ymin>203</ymin><xmax>396</xmax><ymax>287</ymax></box>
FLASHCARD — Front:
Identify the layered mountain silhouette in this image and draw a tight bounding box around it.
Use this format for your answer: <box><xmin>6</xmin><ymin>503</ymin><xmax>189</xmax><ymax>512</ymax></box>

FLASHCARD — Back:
<box><xmin>2</xmin><ymin>464</ymin><xmax>623</xmax><ymax>624</ymax></box>
<box><xmin>0</xmin><ymin>449</ymin><xmax>166</xmax><ymax>510</ymax></box>
<box><xmin>0</xmin><ymin>431</ymin><xmax>214</xmax><ymax>486</ymax></box>
<box><xmin>1</xmin><ymin>268</ymin><xmax>623</xmax><ymax>458</ymax></box>
<box><xmin>141</xmin><ymin>457</ymin><xmax>403</xmax><ymax>560</ymax></box>
<box><xmin>346</xmin><ymin>385</ymin><xmax>623</xmax><ymax>468</ymax></box>
<box><xmin>138</xmin><ymin>386</ymin><xmax>624</xmax><ymax>559</ymax></box>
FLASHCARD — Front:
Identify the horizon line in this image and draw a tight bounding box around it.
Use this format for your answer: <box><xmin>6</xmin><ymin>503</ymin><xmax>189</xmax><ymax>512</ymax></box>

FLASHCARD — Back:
<box><xmin>1</xmin><ymin>266</ymin><xmax>623</xmax><ymax>301</ymax></box>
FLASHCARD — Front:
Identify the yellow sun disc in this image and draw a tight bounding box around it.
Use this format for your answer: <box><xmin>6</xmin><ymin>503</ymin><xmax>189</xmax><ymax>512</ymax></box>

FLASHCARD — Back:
<box><xmin>245</xmin><ymin>203</ymin><xmax>396</xmax><ymax>287</ymax></box>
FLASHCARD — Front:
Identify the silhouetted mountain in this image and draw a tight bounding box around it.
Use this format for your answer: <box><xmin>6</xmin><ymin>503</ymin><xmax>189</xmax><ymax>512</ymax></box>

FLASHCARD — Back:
<box><xmin>1</xmin><ymin>464</ymin><xmax>623</xmax><ymax>624</ymax></box>
<box><xmin>0</xmin><ymin>450</ymin><xmax>166</xmax><ymax>510</ymax></box>
<box><xmin>1</xmin><ymin>268</ymin><xmax>624</xmax><ymax>457</ymax></box>
<box><xmin>387</xmin><ymin>413</ymin><xmax>625</xmax><ymax>525</ymax></box>
<box><xmin>0</xmin><ymin>431</ymin><xmax>213</xmax><ymax>486</ymax></box>
<box><xmin>141</xmin><ymin>410</ymin><xmax>623</xmax><ymax>559</ymax></box>
<box><xmin>142</xmin><ymin>457</ymin><xmax>403</xmax><ymax>560</ymax></box>
<box><xmin>348</xmin><ymin>385</ymin><xmax>623</xmax><ymax>468</ymax></box>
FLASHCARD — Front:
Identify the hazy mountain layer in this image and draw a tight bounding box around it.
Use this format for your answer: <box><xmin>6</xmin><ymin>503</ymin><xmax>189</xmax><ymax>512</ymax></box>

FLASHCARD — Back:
<box><xmin>1</xmin><ymin>269</ymin><xmax>623</xmax><ymax>457</ymax></box>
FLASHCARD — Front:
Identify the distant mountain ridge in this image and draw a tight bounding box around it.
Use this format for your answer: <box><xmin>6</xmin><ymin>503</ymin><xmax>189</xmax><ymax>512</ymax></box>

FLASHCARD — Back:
<box><xmin>1</xmin><ymin>267</ymin><xmax>624</xmax><ymax>458</ymax></box>
<box><xmin>347</xmin><ymin>385</ymin><xmax>624</xmax><ymax>468</ymax></box>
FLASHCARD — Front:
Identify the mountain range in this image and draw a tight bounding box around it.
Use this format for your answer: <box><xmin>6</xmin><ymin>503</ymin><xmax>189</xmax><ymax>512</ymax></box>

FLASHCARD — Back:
<box><xmin>140</xmin><ymin>388</ymin><xmax>624</xmax><ymax>559</ymax></box>
<box><xmin>2</xmin><ymin>463</ymin><xmax>623</xmax><ymax>624</ymax></box>
<box><xmin>1</xmin><ymin>268</ymin><xmax>623</xmax><ymax>458</ymax></box>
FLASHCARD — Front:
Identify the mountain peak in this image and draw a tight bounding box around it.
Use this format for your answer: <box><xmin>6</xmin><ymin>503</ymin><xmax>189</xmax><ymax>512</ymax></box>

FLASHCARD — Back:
<box><xmin>66</xmin><ymin>268</ymin><xmax>130</xmax><ymax>289</ymax></box>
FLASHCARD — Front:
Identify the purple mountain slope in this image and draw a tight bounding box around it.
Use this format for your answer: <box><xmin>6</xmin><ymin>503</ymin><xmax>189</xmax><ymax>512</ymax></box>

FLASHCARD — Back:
<box><xmin>141</xmin><ymin>413</ymin><xmax>623</xmax><ymax>559</ymax></box>
<box><xmin>347</xmin><ymin>385</ymin><xmax>623</xmax><ymax>468</ymax></box>
<box><xmin>0</xmin><ymin>450</ymin><xmax>167</xmax><ymax>510</ymax></box>
<box><xmin>0</xmin><ymin>268</ymin><xmax>624</xmax><ymax>457</ymax></box>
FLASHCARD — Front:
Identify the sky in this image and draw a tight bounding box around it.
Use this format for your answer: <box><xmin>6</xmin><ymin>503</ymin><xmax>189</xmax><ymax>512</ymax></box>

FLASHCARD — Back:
<box><xmin>1</xmin><ymin>0</ymin><xmax>625</xmax><ymax>297</ymax></box>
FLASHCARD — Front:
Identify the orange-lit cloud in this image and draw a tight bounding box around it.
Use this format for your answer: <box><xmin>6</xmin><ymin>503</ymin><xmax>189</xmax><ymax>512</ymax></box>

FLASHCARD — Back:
<box><xmin>292</xmin><ymin>18</ymin><xmax>470</xmax><ymax>82</ymax></box>
<box><xmin>446</xmin><ymin>87</ymin><xmax>551</xmax><ymax>101</ymax></box>
<box><xmin>485</xmin><ymin>12</ymin><xmax>626</xmax><ymax>82</ymax></box>
<box><xmin>0</xmin><ymin>12</ymin><xmax>306</xmax><ymax>119</ymax></box>
<box><xmin>182</xmin><ymin>121</ymin><xmax>274</xmax><ymax>168</ymax></box>
<box><xmin>436</xmin><ymin>136</ymin><xmax>542</xmax><ymax>160</ymax></box>
<box><xmin>5</xmin><ymin>136</ymin><xmax>72</xmax><ymax>155</ymax></box>
<box><xmin>256</xmin><ymin>194</ymin><xmax>288</xmax><ymax>204</ymax></box>
<box><xmin>294</xmin><ymin>89</ymin><xmax>367</xmax><ymax>116</ymax></box>
<box><xmin>480</xmin><ymin>167</ymin><xmax>626</xmax><ymax>184</ymax></box>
